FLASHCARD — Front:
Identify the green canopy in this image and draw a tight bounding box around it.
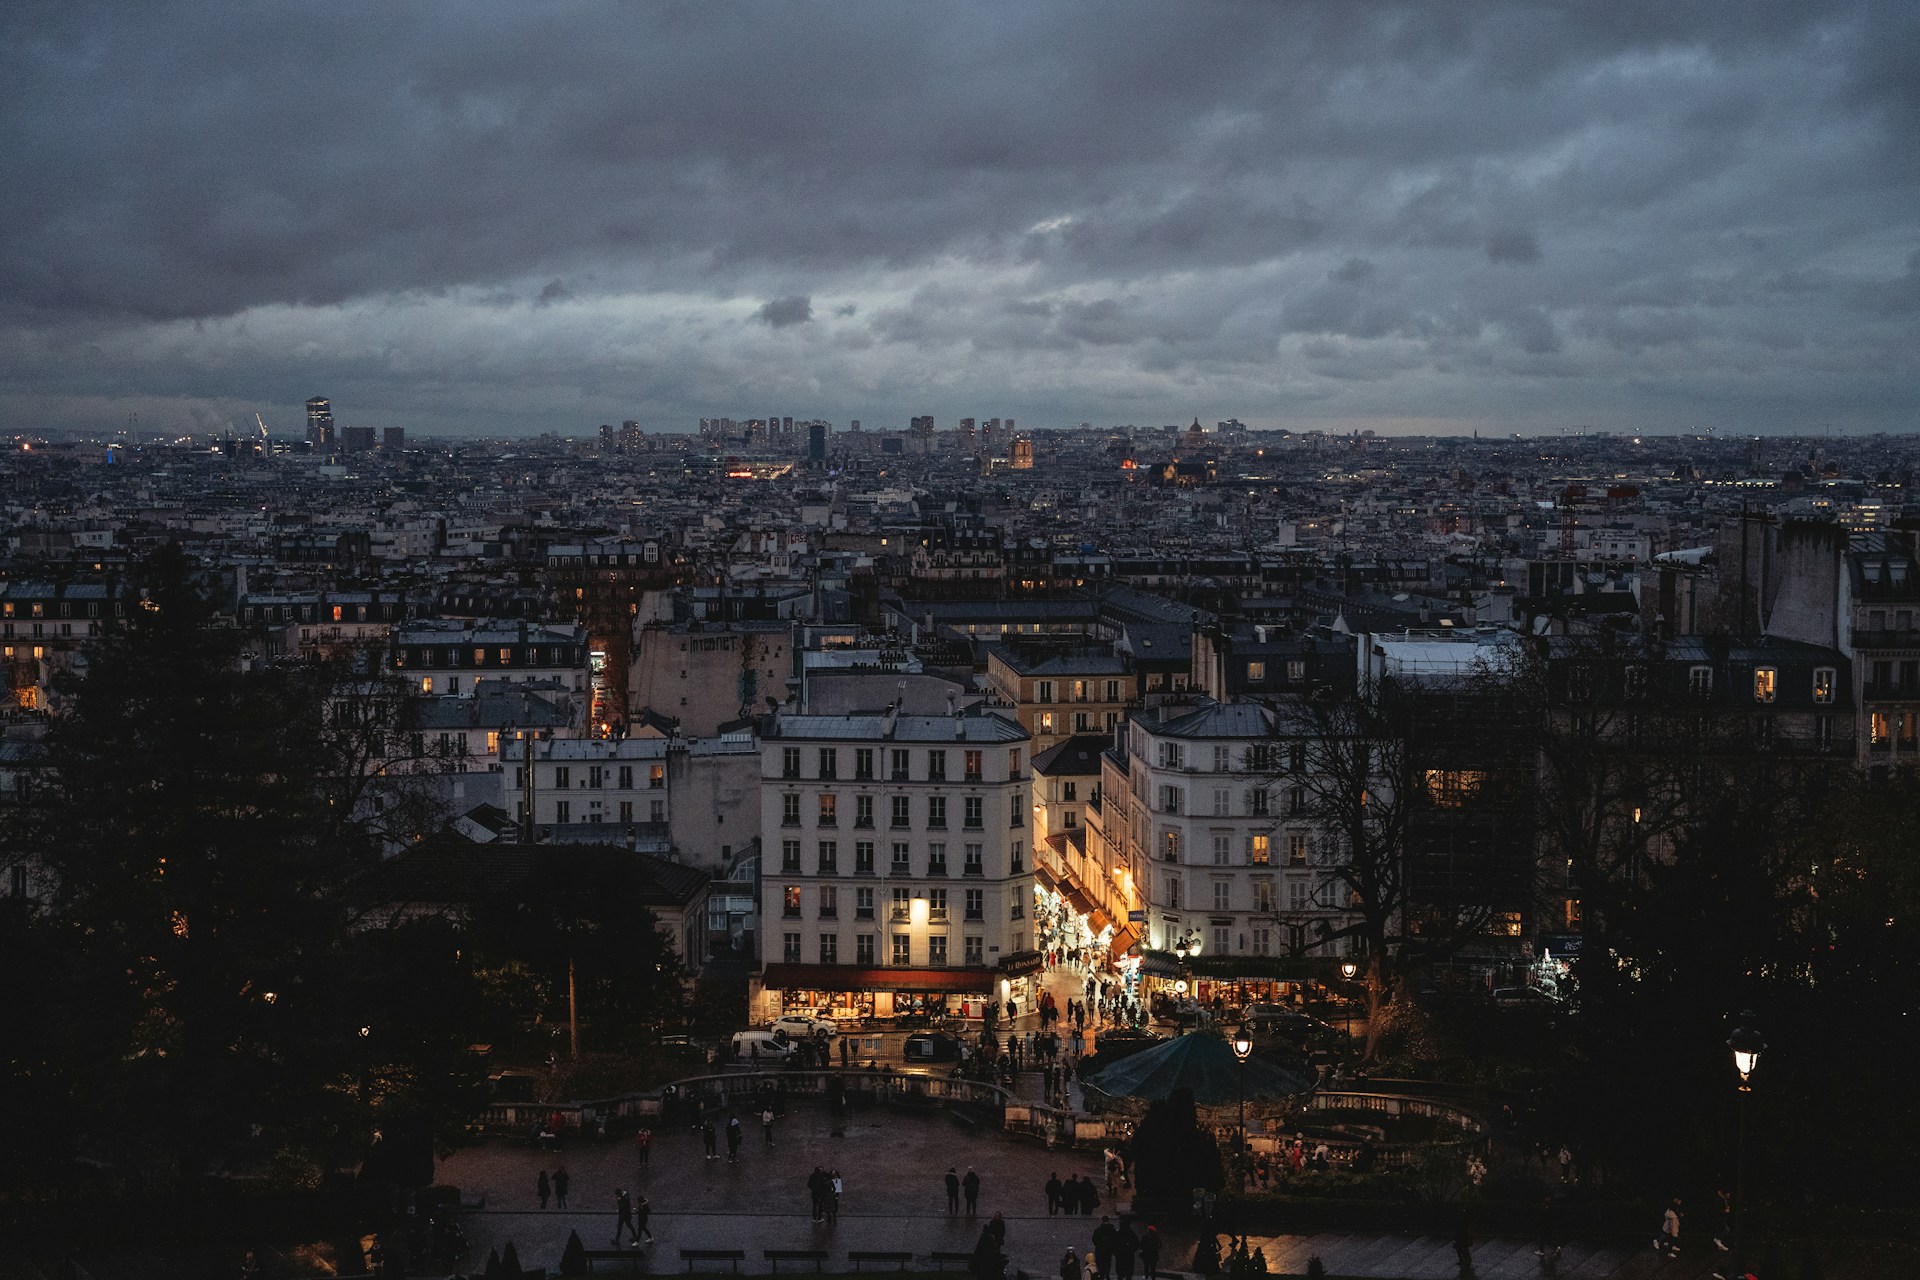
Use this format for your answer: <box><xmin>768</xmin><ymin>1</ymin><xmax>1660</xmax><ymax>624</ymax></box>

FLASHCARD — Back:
<box><xmin>1082</xmin><ymin>1031</ymin><xmax>1315</xmax><ymax>1111</ymax></box>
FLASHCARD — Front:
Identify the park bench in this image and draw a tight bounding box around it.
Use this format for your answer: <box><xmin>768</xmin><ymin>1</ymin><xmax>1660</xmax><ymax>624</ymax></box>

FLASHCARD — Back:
<box><xmin>682</xmin><ymin>1247</ymin><xmax>748</xmax><ymax>1272</ymax></box>
<box><xmin>764</xmin><ymin>1248</ymin><xmax>830</xmax><ymax>1271</ymax></box>
<box><xmin>583</xmin><ymin>1249</ymin><xmax>647</xmax><ymax>1272</ymax></box>
<box><xmin>931</xmin><ymin>1250</ymin><xmax>976</xmax><ymax>1270</ymax></box>
<box><xmin>847</xmin><ymin>1250</ymin><xmax>914</xmax><ymax>1272</ymax></box>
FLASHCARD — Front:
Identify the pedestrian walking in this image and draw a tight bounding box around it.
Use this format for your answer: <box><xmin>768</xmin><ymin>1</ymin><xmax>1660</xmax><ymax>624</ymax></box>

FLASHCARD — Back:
<box><xmin>1091</xmin><ymin>1215</ymin><xmax>1117</xmax><ymax>1280</ymax></box>
<box><xmin>536</xmin><ymin>1169</ymin><xmax>550</xmax><ymax>1210</ymax></box>
<box><xmin>1711</xmin><ymin>1188</ymin><xmax>1732</xmax><ymax>1253</ymax></box>
<box><xmin>1655</xmin><ymin>1197</ymin><xmax>1682</xmax><ymax>1258</ymax></box>
<box><xmin>635</xmin><ymin>1127</ymin><xmax>652</xmax><ymax>1167</ymax></box>
<box><xmin>828</xmin><ymin>1169</ymin><xmax>843</xmax><ymax>1224</ymax></box>
<box><xmin>1454</xmin><ymin>1207</ymin><xmax>1474</xmax><ymax>1277</ymax></box>
<box><xmin>946</xmin><ymin>1167</ymin><xmax>962</xmax><ymax>1213</ymax></box>
<box><xmin>725</xmin><ymin>1114</ymin><xmax>744</xmax><ymax>1162</ymax></box>
<box><xmin>634</xmin><ymin>1191</ymin><xmax>653</xmax><ymax>1244</ymax></box>
<box><xmin>1060</xmin><ymin>1248</ymin><xmax>1083</xmax><ymax>1280</ymax></box>
<box><xmin>963</xmin><ymin>1167</ymin><xmax>981</xmax><ymax>1214</ymax></box>
<box><xmin>613</xmin><ymin>1188</ymin><xmax>640</xmax><ymax>1245</ymax></box>
<box><xmin>1140</xmin><ymin>1226</ymin><xmax>1161</xmax><ymax>1280</ymax></box>
<box><xmin>1536</xmin><ymin>1195</ymin><xmax>1561</xmax><ymax>1274</ymax></box>
<box><xmin>702</xmin><ymin>1118</ymin><xmax>717</xmax><ymax>1159</ymax></box>
<box><xmin>807</xmin><ymin>1166</ymin><xmax>830</xmax><ymax>1223</ymax></box>
<box><xmin>553</xmin><ymin>1165</ymin><xmax>570</xmax><ymax>1210</ymax></box>
<box><xmin>1045</xmin><ymin>1172</ymin><xmax>1063</xmax><ymax>1215</ymax></box>
<box><xmin>763</xmin><ymin>1107</ymin><xmax>776</xmax><ymax>1146</ymax></box>
<box><xmin>1114</xmin><ymin>1221</ymin><xmax>1139</xmax><ymax>1280</ymax></box>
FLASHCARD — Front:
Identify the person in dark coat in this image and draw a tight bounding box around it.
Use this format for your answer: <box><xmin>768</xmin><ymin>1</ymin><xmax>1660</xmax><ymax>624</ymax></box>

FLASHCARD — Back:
<box><xmin>1046</xmin><ymin>1172</ymin><xmax>1064</xmax><ymax>1215</ymax></box>
<box><xmin>1114</xmin><ymin>1221</ymin><xmax>1140</xmax><ymax>1280</ymax></box>
<box><xmin>536</xmin><ymin>1169</ymin><xmax>550</xmax><ymax>1209</ymax></box>
<box><xmin>963</xmin><ymin>1167</ymin><xmax>981</xmax><ymax>1214</ymax></box>
<box><xmin>946</xmin><ymin>1168</ymin><xmax>962</xmax><ymax>1213</ymax></box>
<box><xmin>1090</xmin><ymin>1216</ymin><xmax>1117</xmax><ymax>1280</ymax></box>
<box><xmin>1140</xmin><ymin>1226</ymin><xmax>1162</xmax><ymax>1280</ymax></box>
<box><xmin>807</xmin><ymin>1166</ymin><xmax>830</xmax><ymax>1223</ymax></box>
<box><xmin>1454</xmin><ymin>1207</ymin><xmax>1474</xmax><ymax>1276</ymax></box>
<box><xmin>552</xmin><ymin>1165</ymin><xmax>570</xmax><ymax>1210</ymax></box>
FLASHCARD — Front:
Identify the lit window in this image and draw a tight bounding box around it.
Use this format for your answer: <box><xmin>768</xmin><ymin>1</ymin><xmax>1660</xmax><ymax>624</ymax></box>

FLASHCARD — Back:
<box><xmin>1247</xmin><ymin>661</ymin><xmax>1265</xmax><ymax>681</ymax></box>
<box><xmin>1812</xmin><ymin>668</ymin><xmax>1834</xmax><ymax>704</ymax></box>
<box><xmin>1753</xmin><ymin>667</ymin><xmax>1776</xmax><ymax>703</ymax></box>
<box><xmin>1249</xmin><ymin>835</ymin><xmax>1270</xmax><ymax>865</ymax></box>
<box><xmin>421</xmin><ymin>677</ymin><xmax>433</xmax><ymax>694</ymax></box>
<box><xmin>1424</xmin><ymin>769</ymin><xmax>1485</xmax><ymax>807</ymax></box>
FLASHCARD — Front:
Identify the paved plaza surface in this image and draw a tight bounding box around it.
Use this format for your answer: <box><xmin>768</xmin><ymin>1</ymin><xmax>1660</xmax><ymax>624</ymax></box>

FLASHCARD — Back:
<box><xmin>434</xmin><ymin>1102</ymin><xmax>1901</xmax><ymax>1279</ymax></box>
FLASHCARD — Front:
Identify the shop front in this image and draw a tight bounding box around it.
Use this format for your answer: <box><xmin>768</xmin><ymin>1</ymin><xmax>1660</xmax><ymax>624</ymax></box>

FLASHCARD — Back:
<box><xmin>997</xmin><ymin>948</ymin><xmax>1046</xmax><ymax>1016</ymax></box>
<box><xmin>753</xmin><ymin>963</ymin><xmax>998</xmax><ymax>1026</ymax></box>
<box><xmin>1185</xmin><ymin>954</ymin><xmax>1349</xmax><ymax>1013</ymax></box>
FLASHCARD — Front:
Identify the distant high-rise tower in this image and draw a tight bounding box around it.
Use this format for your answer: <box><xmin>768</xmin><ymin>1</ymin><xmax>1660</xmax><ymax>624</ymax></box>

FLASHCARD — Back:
<box><xmin>383</xmin><ymin>427</ymin><xmax>405</xmax><ymax>450</ymax></box>
<box><xmin>305</xmin><ymin>397</ymin><xmax>334</xmax><ymax>449</ymax></box>
<box><xmin>808</xmin><ymin>421</ymin><xmax>828</xmax><ymax>463</ymax></box>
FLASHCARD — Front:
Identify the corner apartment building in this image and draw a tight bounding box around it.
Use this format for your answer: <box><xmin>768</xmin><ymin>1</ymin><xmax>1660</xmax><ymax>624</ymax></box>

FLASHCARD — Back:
<box><xmin>1112</xmin><ymin>699</ymin><xmax>1359</xmax><ymax>967</ymax></box>
<box><xmin>751</xmin><ymin>708</ymin><xmax>1035</xmax><ymax>1022</ymax></box>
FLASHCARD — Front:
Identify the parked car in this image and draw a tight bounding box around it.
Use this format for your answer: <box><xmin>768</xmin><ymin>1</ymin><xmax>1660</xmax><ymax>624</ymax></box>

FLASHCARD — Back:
<box><xmin>770</xmin><ymin>1013</ymin><xmax>838</xmax><ymax>1038</ymax></box>
<box><xmin>731</xmin><ymin>1030</ymin><xmax>798</xmax><ymax>1060</ymax></box>
<box><xmin>903</xmin><ymin>1031</ymin><xmax>968</xmax><ymax>1062</ymax></box>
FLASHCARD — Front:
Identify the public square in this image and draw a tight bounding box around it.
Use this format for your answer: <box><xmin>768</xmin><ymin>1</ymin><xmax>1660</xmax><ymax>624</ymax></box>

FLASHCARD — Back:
<box><xmin>434</xmin><ymin>1093</ymin><xmax>1911</xmax><ymax>1279</ymax></box>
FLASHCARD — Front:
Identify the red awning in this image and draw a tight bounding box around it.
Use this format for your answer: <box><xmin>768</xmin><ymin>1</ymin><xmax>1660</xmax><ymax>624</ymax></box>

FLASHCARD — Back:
<box><xmin>760</xmin><ymin>963</ymin><xmax>996</xmax><ymax>994</ymax></box>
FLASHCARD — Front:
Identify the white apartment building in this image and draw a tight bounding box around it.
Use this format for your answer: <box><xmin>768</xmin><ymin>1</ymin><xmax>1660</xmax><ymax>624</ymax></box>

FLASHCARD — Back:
<box><xmin>1117</xmin><ymin>700</ymin><xmax>1359</xmax><ymax>966</ymax></box>
<box><xmin>751</xmin><ymin>708</ymin><xmax>1034</xmax><ymax>1022</ymax></box>
<box><xmin>506</xmin><ymin>736</ymin><xmax>674</xmax><ymax>834</ymax></box>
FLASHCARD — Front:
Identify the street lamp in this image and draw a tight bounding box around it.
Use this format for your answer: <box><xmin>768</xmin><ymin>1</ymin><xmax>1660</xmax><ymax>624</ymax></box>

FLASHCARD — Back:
<box><xmin>1340</xmin><ymin>961</ymin><xmax>1358</xmax><ymax>1044</ymax></box>
<box><xmin>1727</xmin><ymin>1012</ymin><xmax>1766</xmax><ymax>1252</ymax></box>
<box><xmin>1232</xmin><ymin>1023</ymin><xmax>1253</xmax><ymax>1191</ymax></box>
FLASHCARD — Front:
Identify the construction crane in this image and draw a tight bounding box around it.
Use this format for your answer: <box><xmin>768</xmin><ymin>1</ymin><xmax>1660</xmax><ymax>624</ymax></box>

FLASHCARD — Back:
<box><xmin>254</xmin><ymin>413</ymin><xmax>270</xmax><ymax>439</ymax></box>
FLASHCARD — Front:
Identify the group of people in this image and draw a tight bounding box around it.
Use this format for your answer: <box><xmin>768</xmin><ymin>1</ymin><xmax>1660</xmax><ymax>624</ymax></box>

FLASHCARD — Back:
<box><xmin>1239</xmin><ymin>1135</ymin><xmax>1334</xmax><ymax>1187</ymax></box>
<box><xmin>1059</xmin><ymin>1215</ymin><xmax>1161</xmax><ymax>1280</ymax></box>
<box><xmin>944</xmin><ymin>1166</ymin><xmax>984</xmax><ymax>1214</ymax></box>
<box><xmin>533</xmin><ymin>1165</ymin><xmax>570</xmax><ymax>1210</ymax></box>
<box><xmin>696</xmin><ymin>1112</ymin><xmax>748</xmax><ymax>1161</ymax></box>
<box><xmin>1043</xmin><ymin>1170</ymin><xmax>1104</xmax><ymax>1215</ymax></box>
<box><xmin>804</xmin><ymin>1166</ymin><xmax>844</xmax><ymax>1224</ymax></box>
<box><xmin>1191</xmin><ymin>1233</ymin><xmax>1265</xmax><ymax>1276</ymax></box>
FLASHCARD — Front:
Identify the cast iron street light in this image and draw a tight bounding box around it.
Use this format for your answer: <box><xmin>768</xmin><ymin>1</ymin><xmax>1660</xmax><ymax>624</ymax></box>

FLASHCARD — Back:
<box><xmin>1340</xmin><ymin>961</ymin><xmax>1359</xmax><ymax>1045</ymax></box>
<box><xmin>1232</xmin><ymin>1022</ymin><xmax>1254</xmax><ymax>1191</ymax></box>
<box><xmin>1727</xmin><ymin>1012</ymin><xmax>1766</xmax><ymax>1252</ymax></box>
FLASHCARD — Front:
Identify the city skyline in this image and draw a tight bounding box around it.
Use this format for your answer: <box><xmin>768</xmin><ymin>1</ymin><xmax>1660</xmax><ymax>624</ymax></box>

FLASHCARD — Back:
<box><xmin>3</xmin><ymin>2</ymin><xmax>1917</xmax><ymax>440</ymax></box>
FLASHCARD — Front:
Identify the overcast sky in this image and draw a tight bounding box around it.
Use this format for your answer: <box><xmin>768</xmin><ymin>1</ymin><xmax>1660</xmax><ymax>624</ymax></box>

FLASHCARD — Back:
<box><xmin>4</xmin><ymin>2</ymin><xmax>1917</xmax><ymax>439</ymax></box>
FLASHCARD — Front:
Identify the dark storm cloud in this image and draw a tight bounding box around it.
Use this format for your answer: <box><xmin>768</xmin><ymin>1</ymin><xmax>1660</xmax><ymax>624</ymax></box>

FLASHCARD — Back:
<box><xmin>755</xmin><ymin>296</ymin><xmax>813</xmax><ymax>328</ymax></box>
<box><xmin>0</xmin><ymin>0</ymin><xmax>1916</xmax><ymax>435</ymax></box>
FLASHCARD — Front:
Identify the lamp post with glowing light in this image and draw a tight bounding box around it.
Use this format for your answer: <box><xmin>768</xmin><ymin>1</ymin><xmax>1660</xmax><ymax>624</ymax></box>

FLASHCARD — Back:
<box><xmin>1727</xmin><ymin>1012</ymin><xmax>1765</xmax><ymax>1252</ymax></box>
<box><xmin>1340</xmin><ymin>960</ymin><xmax>1359</xmax><ymax>1046</ymax></box>
<box><xmin>1232</xmin><ymin>1022</ymin><xmax>1254</xmax><ymax>1191</ymax></box>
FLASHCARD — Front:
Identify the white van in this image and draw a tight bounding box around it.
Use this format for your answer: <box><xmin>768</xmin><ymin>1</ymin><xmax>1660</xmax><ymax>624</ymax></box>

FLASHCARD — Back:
<box><xmin>730</xmin><ymin>1030</ymin><xmax>796</xmax><ymax>1061</ymax></box>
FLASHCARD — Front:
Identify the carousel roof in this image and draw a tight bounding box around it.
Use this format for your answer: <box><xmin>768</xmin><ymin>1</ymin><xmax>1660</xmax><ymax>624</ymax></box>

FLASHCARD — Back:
<box><xmin>1082</xmin><ymin>1031</ymin><xmax>1316</xmax><ymax>1108</ymax></box>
